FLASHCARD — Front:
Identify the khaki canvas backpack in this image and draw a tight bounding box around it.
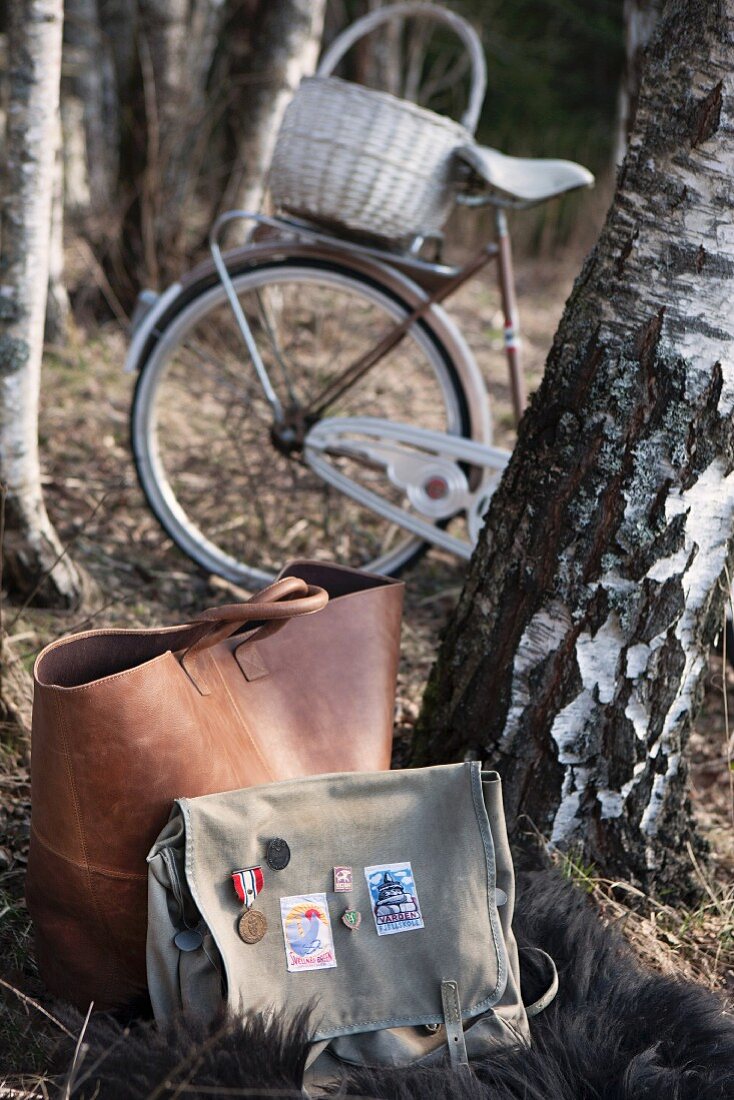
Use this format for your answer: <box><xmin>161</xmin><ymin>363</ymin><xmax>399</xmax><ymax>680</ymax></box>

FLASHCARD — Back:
<box><xmin>147</xmin><ymin>762</ymin><xmax>556</xmax><ymax>1089</ymax></box>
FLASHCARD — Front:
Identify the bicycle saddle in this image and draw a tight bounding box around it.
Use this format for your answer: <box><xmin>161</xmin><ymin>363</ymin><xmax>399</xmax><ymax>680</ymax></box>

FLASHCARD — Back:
<box><xmin>455</xmin><ymin>144</ymin><xmax>594</xmax><ymax>206</ymax></box>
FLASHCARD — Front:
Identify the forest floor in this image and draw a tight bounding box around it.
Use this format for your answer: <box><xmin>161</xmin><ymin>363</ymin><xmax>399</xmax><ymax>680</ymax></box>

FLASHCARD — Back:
<box><xmin>0</xmin><ymin>241</ymin><xmax>733</xmax><ymax>1092</ymax></box>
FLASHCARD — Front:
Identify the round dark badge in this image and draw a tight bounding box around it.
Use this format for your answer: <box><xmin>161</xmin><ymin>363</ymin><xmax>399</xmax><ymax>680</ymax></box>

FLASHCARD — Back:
<box><xmin>266</xmin><ymin>838</ymin><xmax>291</xmax><ymax>870</ymax></box>
<box><xmin>174</xmin><ymin>928</ymin><xmax>203</xmax><ymax>952</ymax></box>
<box><xmin>238</xmin><ymin>908</ymin><xmax>267</xmax><ymax>944</ymax></box>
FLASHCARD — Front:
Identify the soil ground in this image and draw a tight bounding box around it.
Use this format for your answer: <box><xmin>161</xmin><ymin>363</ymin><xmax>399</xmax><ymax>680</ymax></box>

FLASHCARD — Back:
<box><xmin>1</xmin><ymin>241</ymin><xmax>732</xmax><ymax>1089</ymax></box>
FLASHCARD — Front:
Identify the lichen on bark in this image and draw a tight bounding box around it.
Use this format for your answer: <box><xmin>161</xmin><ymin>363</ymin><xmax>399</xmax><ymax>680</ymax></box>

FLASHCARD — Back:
<box><xmin>0</xmin><ymin>336</ymin><xmax>31</xmax><ymax>373</ymax></box>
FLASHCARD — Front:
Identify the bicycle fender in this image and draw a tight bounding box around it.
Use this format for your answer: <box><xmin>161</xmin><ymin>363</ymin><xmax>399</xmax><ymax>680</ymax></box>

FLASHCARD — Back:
<box><xmin>123</xmin><ymin>240</ymin><xmax>492</xmax><ymax>447</ymax></box>
<box><xmin>124</xmin><ymin>281</ymin><xmax>184</xmax><ymax>373</ymax></box>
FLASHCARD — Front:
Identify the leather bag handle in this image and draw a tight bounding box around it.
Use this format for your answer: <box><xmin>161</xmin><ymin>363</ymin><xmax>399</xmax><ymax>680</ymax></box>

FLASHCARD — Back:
<box><xmin>181</xmin><ymin>577</ymin><xmax>328</xmax><ymax>694</ymax></box>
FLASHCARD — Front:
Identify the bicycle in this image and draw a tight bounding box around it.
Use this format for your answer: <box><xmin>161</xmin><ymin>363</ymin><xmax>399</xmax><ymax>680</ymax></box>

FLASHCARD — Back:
<box><xmin>126</xmin><ymin>5</ymin><xmax>593</xmax><ymax>588</ymax></box>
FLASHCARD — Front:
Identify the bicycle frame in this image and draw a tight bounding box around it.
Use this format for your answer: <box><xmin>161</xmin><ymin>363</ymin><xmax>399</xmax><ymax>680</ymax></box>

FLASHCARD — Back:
<box><xmin>209</xmin><ymin>207</ymin><xmax>527</xmax><ymax>425</ymax></box>
<box><xmin>206</xmin><ymin>206</ymin><xmax>526</xmax><ymax>557</ymax></box>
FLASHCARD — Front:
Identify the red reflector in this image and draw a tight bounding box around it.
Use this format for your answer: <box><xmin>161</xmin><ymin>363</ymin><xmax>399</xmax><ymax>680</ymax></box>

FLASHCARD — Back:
<box><xmin>425</xmin><ymin>476</ymin><xmax>449</xmax><ymax>500</ymax></box>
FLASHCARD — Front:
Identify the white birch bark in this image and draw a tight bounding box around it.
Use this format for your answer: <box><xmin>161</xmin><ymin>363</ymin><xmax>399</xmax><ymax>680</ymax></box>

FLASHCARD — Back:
<box><xmin>418</xmin><ymin>0</ymin><xmax>734</xmax><ymax>893</ymax></box>
<box><xmin>0</xmin><ymin>0</ymin><xmax>85</xmax><ymax>607</ymax></box>
<box><xmin>60</xmin><ymin>95</ymin><xmax>92</xmax><ymax>213</ymax></box>
<box><xmin>45</xmin><ymin>108</ymin><xmax>71</xmax><ymax>343</ymax></box>
<box><xmin>222</xmin><ymin>0</ymin><xmax>327</xmax><ymax>215</ymax></box>
<box><xmin>615</xmin><ymin>0</ymin><xmax>662</xmax><ymax>164</ymax></box>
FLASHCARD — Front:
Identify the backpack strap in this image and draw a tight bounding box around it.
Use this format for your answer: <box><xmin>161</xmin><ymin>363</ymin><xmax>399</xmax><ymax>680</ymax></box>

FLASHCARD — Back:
<box><xmin>441</xmin><ymin>980</ymin><xmax>470</xmax><ymax>1070</ymax></box>
<box><xmin>521</xmin><ymin>948</ymin><xmax>559</xmax><ymax>1018</ymax></box>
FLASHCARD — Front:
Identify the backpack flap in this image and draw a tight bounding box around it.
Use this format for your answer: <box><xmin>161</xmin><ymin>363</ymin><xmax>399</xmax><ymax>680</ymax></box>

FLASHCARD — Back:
<box><xmin>147</xmin><ymin>762</ymin><xmax>527</xmax><ymax>1067</ymax></box>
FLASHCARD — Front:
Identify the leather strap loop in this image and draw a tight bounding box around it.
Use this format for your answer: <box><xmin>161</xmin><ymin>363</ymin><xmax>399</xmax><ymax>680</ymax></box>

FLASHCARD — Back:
<box><xmin>181</xmin><ymin>579</ymin><xmax>328</xmax><ymax>694</ymax></box>
<box><xmin>521</xmin><ymin>947</ymin><xmax>559</xmax><ymax>1018</ymax></box>
<box><xmin>441</xmin><ymin>979</ymin><xmax>470</xmax><ymax>1071</ymax></box>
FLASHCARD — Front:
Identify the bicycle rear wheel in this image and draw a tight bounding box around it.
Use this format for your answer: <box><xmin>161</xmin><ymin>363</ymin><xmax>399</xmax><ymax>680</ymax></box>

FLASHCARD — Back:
<box><xmin>131</xmin><ymin>258</ymin><xmax>472</xmax><ymax>586</ymax></box>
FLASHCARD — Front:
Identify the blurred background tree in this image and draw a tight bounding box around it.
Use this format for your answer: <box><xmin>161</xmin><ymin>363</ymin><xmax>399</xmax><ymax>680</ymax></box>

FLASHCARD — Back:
<box><xmin>0</xmin><ymin>0</ymin><xmax>626</xmax><ymax>310</ymax></box>
<box><xmin>58</xmin><ymin>0</ymin><xmax>326</xmax><ymax>309</ymax></box>
<box><xmin>0</xmin><ymin>0</ymin><xmax>631</xmax><ymax>606</ymax></box>
<box><xmin>467</xmin><ymin>0</ymin><xmax>624</xmax><ymax>167</ymax></box>
<box><xmin>330</xmin><ymin>1</ymin><xmax>625</xmax><ymax>249</ymax></box>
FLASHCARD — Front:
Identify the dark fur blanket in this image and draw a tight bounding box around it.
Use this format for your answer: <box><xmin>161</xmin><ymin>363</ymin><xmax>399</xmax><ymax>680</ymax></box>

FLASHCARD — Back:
<box><xmin>54</xmin><ymin>871</ymin><xmax>734</xmax><ymax>1098</ymax></box>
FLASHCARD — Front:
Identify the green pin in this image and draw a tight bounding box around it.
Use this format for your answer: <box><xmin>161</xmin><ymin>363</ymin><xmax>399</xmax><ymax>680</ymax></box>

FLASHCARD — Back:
<box><xmin>341</xmin><ymin>909</ymin><xmax>361</xmax><ymax>931</ymax></box>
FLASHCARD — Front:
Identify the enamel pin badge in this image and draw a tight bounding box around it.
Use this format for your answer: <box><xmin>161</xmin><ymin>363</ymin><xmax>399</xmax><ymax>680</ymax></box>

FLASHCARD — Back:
<box><xmin>266</xmin><ymin>838</ymin><xmax>291</xmax><ymax>870</ymax></box>
<box><xmin>333</xmin><ymin>866</ymin><xmax>353</xmax><ymax>892</ymax></box>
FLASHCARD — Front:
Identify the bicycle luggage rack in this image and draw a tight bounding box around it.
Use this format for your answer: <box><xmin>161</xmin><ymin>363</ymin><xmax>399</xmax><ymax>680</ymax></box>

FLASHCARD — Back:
<box><xmin>209</xmin><ymin>210</ymin><xmax>470</xmax><ymax>287</ymax></box>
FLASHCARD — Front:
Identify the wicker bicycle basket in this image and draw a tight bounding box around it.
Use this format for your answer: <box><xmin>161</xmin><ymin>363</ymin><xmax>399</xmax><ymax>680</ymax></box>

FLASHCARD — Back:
<box><xmin>269</xmin><ymin>3</ymin><xmax>486</xmax><ymax>244</ymax></box>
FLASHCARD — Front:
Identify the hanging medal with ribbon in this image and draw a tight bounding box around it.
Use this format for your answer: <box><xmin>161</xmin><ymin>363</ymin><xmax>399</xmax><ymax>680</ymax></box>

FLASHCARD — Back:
<box><xmin>232</xmin><ymin>866</ymin><xmax>267</xmax><ymax>943</ymax></box>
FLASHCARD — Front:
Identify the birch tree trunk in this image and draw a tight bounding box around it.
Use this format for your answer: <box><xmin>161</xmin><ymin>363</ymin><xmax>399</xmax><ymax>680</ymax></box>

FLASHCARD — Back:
<box><xmin>614</xmin><ymin>0</ymin><xmax>662</xmax><ymax>164</ymax></box>
<box><xmin>103</xmin><ymin>0</ymin><xmax>227</xmax><ymax>298</ymax></box>
<box><xmin>221</xmin><ymin>0</ymin><xmax>326</xmax><ymax>216</ymax></box>
<box><xmin>135</xmin><ymin>0</ymin><xmax>189</xmax><ymax>274</ymax></box>
<box><xmin>158</xmin><ymin>0</ymin><xmax>224</xmax><ymax>246</ymax></box>
<box><xmin>0</xmin><ymin>0</ymin><xmax>86</xmax><ymax>607</ymax></box>
<box><xmin>45</xmin><ymin>108</ymin><xmax>71</xmax><ymax>343</ymax></box>
<box><xmin>415</xmin><ymin>0</ymin><xmax>734</xmax><ymax>896</ymax></box>
<box><xmin>72</xmin><ymin>0</ymin><xmax>325</xmax><ymax>302</ymax></box>
<box><xmin>64</xmin><ymin>0</ymin><xmax>119</xmax><ymax>217</ymax></box>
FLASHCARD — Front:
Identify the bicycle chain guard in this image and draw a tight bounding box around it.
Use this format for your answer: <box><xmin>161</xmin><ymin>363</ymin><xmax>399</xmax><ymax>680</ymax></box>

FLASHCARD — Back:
<box><xmin>304</xmin><ymin>417</ymin><xmax>510</xmax><ymax>558</ymax></box>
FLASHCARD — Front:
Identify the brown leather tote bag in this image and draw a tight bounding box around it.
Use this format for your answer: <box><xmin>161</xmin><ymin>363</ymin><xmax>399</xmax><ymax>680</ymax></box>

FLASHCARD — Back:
<box><xmin>26</xmin><ymin>560</ymin><xmax>403</xmax><ymax>1011</ymax></box>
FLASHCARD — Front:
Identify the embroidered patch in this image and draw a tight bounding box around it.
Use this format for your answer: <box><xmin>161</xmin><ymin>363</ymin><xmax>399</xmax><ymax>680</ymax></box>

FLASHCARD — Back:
<box><xmin>333</xmin><ymin>866</ymin><xmax>353</xmax><ymax>892</ymax></box>
<box><xmin>364</xmin><ymin>862</ymin><xmax>424</xmax><ymax>936</ymax></box>
<box><xmin>280</xmin><ymin>893</ymin><xmax>337</xmax><ymax>973</ymax></box>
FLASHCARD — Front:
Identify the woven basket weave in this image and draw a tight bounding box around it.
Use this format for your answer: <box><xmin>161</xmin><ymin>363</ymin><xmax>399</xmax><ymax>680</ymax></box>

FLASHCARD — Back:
<box><xmin>270</xmin><ymin>76</ymin><xmax>472</xmax><ymax>243</ymax></box>
<box><xmin>268</xmin><ymin>4</ymin><xmax>486</xmax><ymax>243</ymax></box>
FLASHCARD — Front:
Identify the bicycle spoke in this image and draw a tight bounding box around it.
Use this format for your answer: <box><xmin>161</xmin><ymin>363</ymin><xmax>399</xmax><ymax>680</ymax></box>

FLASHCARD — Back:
<box><xmin>133</xmin><ymin>262</ymin><xmax>469</xmax><ymax>582</ymax></box>
<box><xmin>179</xmin><ymin>335</ymin><xmax>269</xmax><ymax>413</ymax></box>
<box><xmin>253</xmin><ymin>286</ymin><xmax>300</xmax><ymax>405</ymax></box>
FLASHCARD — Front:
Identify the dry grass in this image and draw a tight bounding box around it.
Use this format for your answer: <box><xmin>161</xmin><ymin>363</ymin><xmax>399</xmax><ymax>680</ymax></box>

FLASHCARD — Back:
<box><xmin>1</xmin><ymin>239</ymin><xmax>732</xmax><ymax>1094</ymax></box>
<box><xmin>553</xmin><ymin>850</ymin><xmax>734</xmax><ymax>1009</ymax></box>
